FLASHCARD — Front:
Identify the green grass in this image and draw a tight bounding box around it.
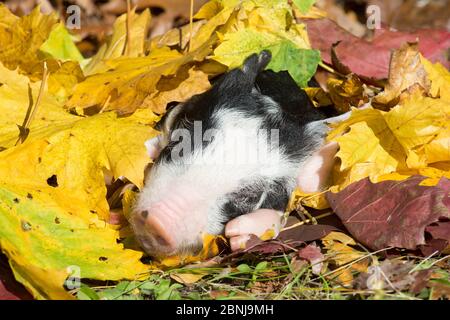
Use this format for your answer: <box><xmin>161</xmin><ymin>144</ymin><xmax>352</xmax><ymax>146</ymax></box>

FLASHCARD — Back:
<box><xmin>72</xmin><ymin>252</ymin><xmax>450</xmax><ymax>300</ymax></box>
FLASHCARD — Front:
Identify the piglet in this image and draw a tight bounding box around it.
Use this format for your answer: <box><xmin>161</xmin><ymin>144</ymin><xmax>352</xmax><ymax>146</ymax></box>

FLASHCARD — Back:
<box><xmin>131</xmin><ymin>51</ymin><xmax>348</xmax><ymax>257</ymax></box>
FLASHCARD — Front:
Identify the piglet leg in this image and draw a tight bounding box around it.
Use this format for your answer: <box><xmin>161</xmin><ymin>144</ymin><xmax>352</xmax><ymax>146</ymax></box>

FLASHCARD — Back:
<box><xmin>225</xmin><ymin>209</ymin><xmax>284</xmax><ymax>251</ymax></box>
<box><xmin>224</xmin><ymin>141</ymin><xmax>340</xmax><ymax>251</ymax></box>
<box><xmin>297</xmin><ymin>141</ymin><xmax>339</xmax><ymax>193</ymax></box>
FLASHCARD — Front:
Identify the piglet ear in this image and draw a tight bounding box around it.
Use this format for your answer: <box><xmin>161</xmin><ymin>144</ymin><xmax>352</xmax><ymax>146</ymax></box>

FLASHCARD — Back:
<box><xmin>145</xmin><ymin>135</ymin><xmax>162</xmax><ymax>160</ymax></box>
<box><xmin>242</xmin><ymin>50</ymin><xmax>272</xmax><ymax>76</ymax></box>
<box><xmin>217</xmin><ymin>51</ymin><xmax>272</xmax><ymax>93</ymax></box>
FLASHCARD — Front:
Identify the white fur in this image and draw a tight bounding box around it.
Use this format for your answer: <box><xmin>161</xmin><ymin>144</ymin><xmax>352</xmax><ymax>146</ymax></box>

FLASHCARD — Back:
<box><xmin>144</xmin><ymin>136</ymin><xmax>162</xmax><ymax>159</ymax></box>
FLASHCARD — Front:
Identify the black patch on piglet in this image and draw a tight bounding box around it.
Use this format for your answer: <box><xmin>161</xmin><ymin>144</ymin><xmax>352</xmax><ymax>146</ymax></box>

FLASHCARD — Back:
<box><xmin>255</xmin><ymin>70</ymin><xmax>326</xmax><ymax>162</ymax></box>
<box><xmin>221</xmin><ymin>178</ymin><xmax>290</xmax><ymax>221</ymax></box>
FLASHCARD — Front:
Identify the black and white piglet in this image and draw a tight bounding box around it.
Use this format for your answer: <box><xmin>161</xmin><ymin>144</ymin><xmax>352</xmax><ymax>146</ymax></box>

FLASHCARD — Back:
<box><xmin>131</xmin><ymin>51</ymin><xmax>347</xmax><ymax>257</ymax></box>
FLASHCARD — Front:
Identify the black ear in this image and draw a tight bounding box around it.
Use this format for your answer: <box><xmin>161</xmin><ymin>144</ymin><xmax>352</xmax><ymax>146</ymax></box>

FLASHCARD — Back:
<box><xmin>242</xmin><ymin>50</ymin><xmax>272</xmax><ymax>78</ymax></box>
<box><xmin>217</xmin><ymin>51</ymin><xmax>272</xmax><ymax>93</ymax></box>
<box><xmin>154</xmin><ymin>103</ymin><xmax>183</xmax><ymax>134</ymax></box>
<box><xmin>256</xmin><ymin>70</ymin><xmax>322</xmax><ymax>120</ymax></box>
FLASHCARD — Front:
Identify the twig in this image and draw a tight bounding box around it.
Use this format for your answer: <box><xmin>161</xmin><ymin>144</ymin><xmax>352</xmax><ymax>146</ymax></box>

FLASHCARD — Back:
<box><xmin>124</xmin><ymin>0</ymin><xmax>132</xmax><ymax>56</ymax></box>
<box><xmin>16</xmin><ymin>62</ymin><xmax>49</xmax><ymax>146</ymax></box>
<box><xmin>188</xmin><ymin>0</ymin><xmax>194</xmax><ymax>52</ymax></box>
<box><xmin>281</xmin><ymin>211</ymin><xmax>334</xmax><ymax>232</ymax></box>
<box><xmin>297</xmin><ymin>204</ymin><xmax>318</xmax><ymax>224</ymax></box>
<box><xmin>426</xmin><ymin>254</ymin><xmax>450</xmax><ymax>269</ymax></box>
<box><xmin>319</xmin><ymin>62</ymin><xmax>337</xmax><ymax>74</ymax></box>
<box><xmin>408</xmin><ymin>251</ymin><xmax>438</xmax><ymax>274</ymax></box>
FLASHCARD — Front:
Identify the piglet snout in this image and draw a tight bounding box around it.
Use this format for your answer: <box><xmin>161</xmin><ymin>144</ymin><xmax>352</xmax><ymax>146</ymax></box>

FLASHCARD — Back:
<box><xmin>131</xmin><ymin>201</ymin><xmax>182</xmax><ymax>256</ymax></box>
<box><xmin>132</xmin><ymin>189</ymin><xmax>209</xmax><ymax>256</ymax></box>
<box><xmin>142</xmin><ymin>212</ymin><xmax>176</xmax><ymax>250</ymax></box>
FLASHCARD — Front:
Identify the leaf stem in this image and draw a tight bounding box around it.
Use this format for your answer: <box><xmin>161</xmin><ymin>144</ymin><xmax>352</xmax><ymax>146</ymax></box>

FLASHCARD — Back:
<box><xmin>188</xmin><ymin>0</ymin><xmax>194</xmax><ymax>52</ymax></box>
<box><xmin>125</xmin><ymin>0</ymin><xmax>132</xmax><ymax>56</ymax></box>
<box><xmin>281</xmin><ymin>211</ymin><xmax>334</xmax><ymax>232</ymax></box>
<box><xmin>16</xmin><ymin>62</ymin><xmax>49</xmax><ymax>146</ymax></box>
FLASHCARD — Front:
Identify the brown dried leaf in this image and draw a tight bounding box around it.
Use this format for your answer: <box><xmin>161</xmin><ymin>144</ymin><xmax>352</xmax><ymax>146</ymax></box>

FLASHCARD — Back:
<box><xmin>305</xmin><ymin>18</ymin><xmax>450</xmax><ymax>80</ymax></box>
<box><xmin>298</xmin><ymin>243</ymin><xmax>324</xmax><ymax>275</ymax></box>
<box><xmin>374</xmin><ymin>43</ymin><xmax>430</xmax><ymax>106</ymax></box>
<box><xmin>327</xmin><ymin>74</ymin><xmax>368</xmax><ymax>113</ymax></box>
<box><xmin>141</xmin><ymin>67</ymin><xmax>211</xmax><ymax>114</ymax></box>
<box><xmin>327</xmin><ymin>176</ymin><xmax>450</xmax><ymax>253</ymax></box>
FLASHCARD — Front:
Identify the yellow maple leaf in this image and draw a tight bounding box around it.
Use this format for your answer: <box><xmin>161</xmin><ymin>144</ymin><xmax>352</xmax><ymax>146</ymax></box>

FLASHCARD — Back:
<box><xmin>47</xmin><ymin>61</ymin><xmax>85</xmax><ymax>104</ymax></box>
<box><xmin>0</xmin><ymin>5</ymin><xmax>58</xmax><ymax>76</ymax></box>
<box><xmin>0</xmin><ymin>62</ymin><xmax>79</xmax><ymax>149</ymax></box>
<box><xmin>211</xmin><ymin>0</ymin><xmax>312</xmax><ymax>69</ymax></box>
<box><xmin>189</xmin><ymin>0</ymin><xmax>238</xmax><ymax>51</ymax></box>
<box><xmin>83</xmin><ymin>9</ymin><xmax>151</xmax><ymax>76</ymax></box>
<box><xmin>322</xmin><ymin>232</ymin><xmax>367</xmax><ymax>265</ymax></box>
<box><xmin>384</xmin><ymin>92</ymin><xmax>449</xmax><ymax>168</ymax></box>
<box><xmin>287</xmin><ymin>188</ymin><xmax>330</xmax><ymax>211</ymax></box>
<box><xmin>0</xmin><ymin>181</ymin><xmax>149</xmax><ymax>299</ymax></box>
<box><xmin>420</xmin><ymin>55</ymin><xmax>450</xmax><ymax>102</ymax></box>
<box><xmin>67</xmin><ymin>43</ymin><xmax>212</xmax><ymax>115</ymax></box>
<box><xmin>322</xmin><ymin>232</ymin><xmax>369</xmax><ymax>286</ymax></box>
<box><xmin>68</xmin><ymin>47</ymin><xmax>184</xmax><ymax>114</ymax></box>
<box><xmin>329</xmin><ymin>86</ymin><xmax>450</xmax><ymax>190</ymax></box>
<box><xmin>0</xmin><ymin>63</ymin><xmax>160</xmax><ymax>196</ymax></box>
<box><xmin>141</xmin><ymin>67</ymin><xmax>211</xmax><ymax>114</ymax></box>
<box><xmin>334</xmin><ymin>111</ymin><xmax>406</xmax><ymax>177</ymax></box>
<box><xmin>157</xmin><ymin>234</ymin><xmax>226</xmax><ymax>268</ymax></box>
<box><xmin>1</xmin><ymin>110</ymin><xmax>158</xmax><ymax>219</ymax></box>
<box><xmin>0</xmin><ymin>64</ymin><xmax>162</xmax><ymax>299</ymax></box>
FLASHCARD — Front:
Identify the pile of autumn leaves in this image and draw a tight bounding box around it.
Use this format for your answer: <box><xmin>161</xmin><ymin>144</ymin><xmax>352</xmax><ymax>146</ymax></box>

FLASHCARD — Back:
<box><xmin>0</xmin><ymin>0</ymin><xmax>448</xmax><ymax>300</ymax></box>
<box><xmin>293</xmin><ymin>43</ymin><xmax>450</xmax><ymax>208</ymax></box>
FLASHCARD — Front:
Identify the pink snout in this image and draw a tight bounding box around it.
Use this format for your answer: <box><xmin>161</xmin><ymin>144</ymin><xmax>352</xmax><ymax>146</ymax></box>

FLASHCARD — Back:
<box><xmin>131</xmin><ymin>203</ymin><xmax>180</xmax><ymax>256</ymax></box>
<box><xmin>131</xmin><ymin>198</ymin><xmax>207</xmax><ymax>257</ymax></box>
<box><xmin>142</xmin><ymin>211</ymin><xmax>177</xmax><ymax>250</ymax></box>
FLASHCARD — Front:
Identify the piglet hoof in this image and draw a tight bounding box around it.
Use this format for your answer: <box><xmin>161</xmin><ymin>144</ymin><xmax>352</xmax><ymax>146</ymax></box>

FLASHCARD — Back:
<box><xmin>225</xmin><ymin>209</ymin><xmax>283</xmax><ymax>251</ymax></box>
<box><xmin>229</xmin><ymin>235</ymin><xmax>252</xmax><ymax>251</ymax></box>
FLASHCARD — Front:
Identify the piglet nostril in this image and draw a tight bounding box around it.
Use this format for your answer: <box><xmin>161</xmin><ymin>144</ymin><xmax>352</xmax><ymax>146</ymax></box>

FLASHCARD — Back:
<box><xmin>154</xmin><ymin>235</ymin><xmax>169</xmax><ymax>247</ymax></box>
<box><xmin>141</xmin><ymin>210</ymin><xmax>149</xmax><ymax>218</ymax></box>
